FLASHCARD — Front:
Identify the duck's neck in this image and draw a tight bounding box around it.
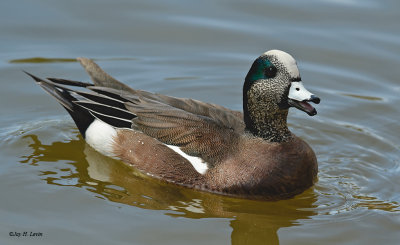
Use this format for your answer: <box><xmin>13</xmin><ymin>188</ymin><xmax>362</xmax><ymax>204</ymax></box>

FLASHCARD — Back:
<box><xmin>243</xmin><ymin>99</ymin><xmax>293</xmax><ymax>143</ymax></box>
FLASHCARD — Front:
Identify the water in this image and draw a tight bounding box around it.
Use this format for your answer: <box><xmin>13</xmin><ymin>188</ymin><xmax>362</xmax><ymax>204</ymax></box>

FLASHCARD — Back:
<box><xmin>1</xmin><ymin>0</ymin><xmax>400</xmax><ymax>244</ymax></box>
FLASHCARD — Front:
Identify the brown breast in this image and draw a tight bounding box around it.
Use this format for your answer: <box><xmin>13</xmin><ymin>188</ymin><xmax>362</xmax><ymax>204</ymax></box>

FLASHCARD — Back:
<box><xmin>204</xmin><ymin>135</ymin><xmax>318</xmax><ymax>199</ymax></box>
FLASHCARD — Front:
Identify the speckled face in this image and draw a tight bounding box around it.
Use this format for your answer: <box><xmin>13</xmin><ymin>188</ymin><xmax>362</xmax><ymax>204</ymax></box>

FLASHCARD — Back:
<box><xmin>244</xmin><ymin>50</ymin><xmax>319</xmax><ymax>116</ymax></box>
<box><xmin>245</xmin><ymin>51</ymin><xmax>298</xmax><ymax>113</ymax></box>
<box><xmin>243</xmin><ymin>50</ymin><xmax>320</xmax><ymax>141</ymax></box>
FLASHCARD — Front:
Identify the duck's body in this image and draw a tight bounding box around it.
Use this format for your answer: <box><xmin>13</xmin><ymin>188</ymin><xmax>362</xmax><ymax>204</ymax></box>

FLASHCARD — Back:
<box><xmin>27</xmin><ymin>50</ymin><xmax>320</xmax><ymax>200</ymax></box>
<box><xmin>113</xmin><ymin>127</ymin><xmax>317</xmax><ymax>199</ymax></box>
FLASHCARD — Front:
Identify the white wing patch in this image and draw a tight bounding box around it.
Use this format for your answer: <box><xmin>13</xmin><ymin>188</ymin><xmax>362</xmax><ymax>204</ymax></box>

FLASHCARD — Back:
<box><xmin>165</xmin><ymin>144</ymin><xmax>209</xmax><ymax>175</ymax></box>
<box><xmin>85</xmin><ymin>119</ymin><xmax>209</xmax><ymax>174</ymax></box>
<box><xmin>85</xmin><ymin>119</ymin><xmax>117</xmax><ymax>158</ymax></box>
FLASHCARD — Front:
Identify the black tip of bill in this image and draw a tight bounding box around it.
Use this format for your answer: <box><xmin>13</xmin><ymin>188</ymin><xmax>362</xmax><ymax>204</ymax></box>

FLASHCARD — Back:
<box><xmin>310</xmin><ymin>95</ymin><xmax>321</xmax><ymax>104</ymax></box>
<box><xmin>308</xmin><ymin>108</ymin><xmax>317</xmax><ymax>116</ymax></box>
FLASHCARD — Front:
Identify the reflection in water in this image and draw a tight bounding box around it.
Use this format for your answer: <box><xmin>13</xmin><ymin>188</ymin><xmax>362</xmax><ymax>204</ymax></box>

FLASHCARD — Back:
<box><xmin>21</xmin><ymin>133</ymin><xmax>318</xmax><ymax>245</ymax></box>
<box><xmin>9</xmin><ymin>57</ymin><xmax>137</xmax><ymax>64</ymax></box>
<box><xmin>340</xmin><ymin>93</ymin><xmax>383</xmax><ymax>101</ymax></box>
<box><xmin>9</xmin><ymin>57</ymin><xmax>77</xmax><ymax>63</ymax></box>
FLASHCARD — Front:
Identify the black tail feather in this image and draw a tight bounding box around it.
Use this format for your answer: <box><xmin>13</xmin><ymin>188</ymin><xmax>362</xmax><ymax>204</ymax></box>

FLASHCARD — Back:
<box><xmin>74</xmin><ymin>90</ymin><xmax>127</xmax><ymax>110</ymax></box>
<box><xmin>89</xmin><ymin>111</ymin><xmax>133</xmax><ymax>128</ymax></box>
<box><xmin>25</xmin><ymin>71</ymin><xmax>75</xmax><ymax>110</ymax></box>
<box><xmin>27</xmin><ymin>72</ymin><xmax>136</xmax><ymax>137</ymax></box>
<box><xmin>89</xmin><ymin>87</ymin><xmax>131</xmax><ymax>102</ymax></box>
<box><xmin>74</xmin><ymin>101</ymin><xmax>136</xmax><ymax>121</ymax></box>
<box><xmin>47</xmin><ymin>77</ymin><xmax>94</xmax><ymax>88</ymax></box>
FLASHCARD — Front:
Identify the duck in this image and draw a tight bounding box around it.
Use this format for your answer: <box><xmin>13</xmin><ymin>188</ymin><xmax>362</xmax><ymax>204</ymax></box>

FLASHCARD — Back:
<box><xmin>26</xmin><ymin>50</ymin><xmax>320</xmax><ymax>200</ymax></box>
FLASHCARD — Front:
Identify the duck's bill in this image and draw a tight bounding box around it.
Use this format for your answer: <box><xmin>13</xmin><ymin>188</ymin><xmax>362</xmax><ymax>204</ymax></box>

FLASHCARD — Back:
<box><xmin>288</xmin><ymin>81</ymin><xmax>320</xmax><ymax>116</ymax></box>
<box><xmin>288</xmin><ymin>98</ymin><xmax>319</xmax><ymax>116</ymax></box>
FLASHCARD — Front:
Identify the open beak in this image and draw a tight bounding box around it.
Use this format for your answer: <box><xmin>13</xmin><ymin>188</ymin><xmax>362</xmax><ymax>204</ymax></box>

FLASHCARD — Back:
<box><xmin>288</xmin><ymin>82</ymin><xmax>320</xmax><ymax>116</ymax></box>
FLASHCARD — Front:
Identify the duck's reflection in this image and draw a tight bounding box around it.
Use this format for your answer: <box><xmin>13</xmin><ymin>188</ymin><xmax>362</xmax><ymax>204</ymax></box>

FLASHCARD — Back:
<box><xmin>22</xmin><ymin>134</ymin><xmax>317</xmax><ymax>245</ymax></box>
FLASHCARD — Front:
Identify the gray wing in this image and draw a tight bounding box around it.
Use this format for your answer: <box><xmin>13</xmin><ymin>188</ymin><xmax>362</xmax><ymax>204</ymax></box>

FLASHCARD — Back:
<box><xmin>78</xmin><ymin>57</ymin><xmax>245</xmax><ymax>132</ymax></box>
<box><xmin>78</xmin><ymin>57</ymin><xmax>245</xmax><ymax>165</ymax></box>
<box><xmin>122</xmin><ymin>96</ymin><xmax>239</xmax><ymax>165</ymax></box>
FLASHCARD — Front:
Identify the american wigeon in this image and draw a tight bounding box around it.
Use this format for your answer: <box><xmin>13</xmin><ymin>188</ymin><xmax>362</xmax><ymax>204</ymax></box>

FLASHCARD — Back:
<box><xmin>26</xmin><ymin>50</ymin><xmax>320</xmax><ymax>200</ymax></box>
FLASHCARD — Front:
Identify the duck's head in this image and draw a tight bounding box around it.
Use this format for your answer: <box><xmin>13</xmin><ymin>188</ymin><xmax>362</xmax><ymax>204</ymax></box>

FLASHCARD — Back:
<box><xmin>243</xmin><ymin>50</ymin><xmax>320</xmax><ymax>140</ymax></box>
<box><xmin>244</xmin><ymin>49</ymin><xmax>320</xmax><ymax>116</ymax></box>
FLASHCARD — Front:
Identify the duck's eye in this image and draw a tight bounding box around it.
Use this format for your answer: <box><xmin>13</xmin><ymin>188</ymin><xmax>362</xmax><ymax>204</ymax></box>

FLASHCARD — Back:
<box><xmin>264</xmin><ymin>66</ymin><xmax>277</xmax><ymax>78</ymax></box>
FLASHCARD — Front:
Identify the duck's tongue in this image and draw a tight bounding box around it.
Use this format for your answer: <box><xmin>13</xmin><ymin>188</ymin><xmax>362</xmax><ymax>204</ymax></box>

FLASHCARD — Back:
<box><xmin>288</xmin><ymin>99</ymin><xmax>318</xmax><ymax>116</ymax></box>
<box><xmin>299</xmin><ymin>101</ymin><xmax>315</xmax><ymax>113</ymax></box>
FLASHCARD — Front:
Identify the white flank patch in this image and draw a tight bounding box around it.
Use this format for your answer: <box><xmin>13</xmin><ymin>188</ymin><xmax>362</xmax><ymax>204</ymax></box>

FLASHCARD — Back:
<box><xmin>165</xmin><ymin>144</ymin><xmax>209</xmax><ymax>174</ymax></box>
<box><xmin>85</xmin><ymin>119</ymin><xmax>117</xmax><ymax>158</ymax></box>
<box><xmin>288</xmin><ymin>81</ymin><xmax>314</xmax><ymax>101</ymax></box>
<box><xmin>264</xmin><ymin>49</ymin><xmax>300</xmax><ymax>78</ymax></box>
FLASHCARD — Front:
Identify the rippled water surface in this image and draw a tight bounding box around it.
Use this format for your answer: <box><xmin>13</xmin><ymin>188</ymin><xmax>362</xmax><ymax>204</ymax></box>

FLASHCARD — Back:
<box><xmin>1</xmin><ymin>0</ymin><xmax>400</xmax><ymax>244</ymax></box>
